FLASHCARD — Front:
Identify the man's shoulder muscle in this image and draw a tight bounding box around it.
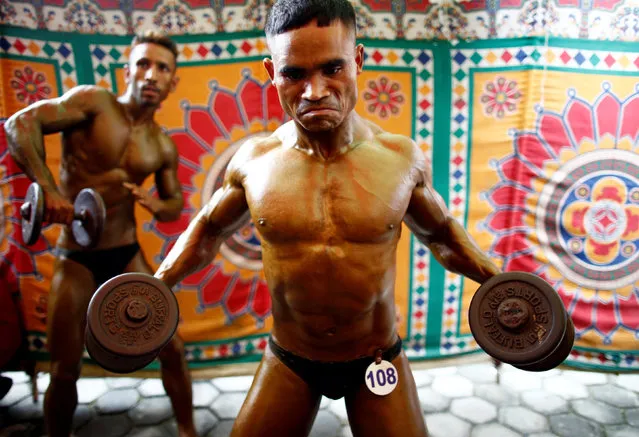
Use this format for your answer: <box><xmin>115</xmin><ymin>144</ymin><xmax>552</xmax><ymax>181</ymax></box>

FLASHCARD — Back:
<box><xmin>156</xmin><ymin>129</ymin><xmax>179</xmax><ymax>164</ymax></box>
<box><xmin>232</xmin><ymin>132</ymin><xmax>281</xmax><ymax>165</ymax></box>
<box><xmin>62</xmin><ymin>84</ymin><xmax>114</xmax><ymax>108</ymax></box>
<box><xmin>225</xmin><ymin>132</ymin><xmax>281</xmax><ymax>184</ymax></box>
<box><xmin>375</xmin><ymin>131</ymin><xmax>430</xmax><ymax>185</ymax></box>
<box><xmin>375</xmin><ymin>131</ymin><xmax>424</xmax><ymax>160</ymax></box>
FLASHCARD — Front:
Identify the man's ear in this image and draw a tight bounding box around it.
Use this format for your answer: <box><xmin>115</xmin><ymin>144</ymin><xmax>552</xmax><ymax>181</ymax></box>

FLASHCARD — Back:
<box><xmin>169</xmin><ymin>75</ymin><xmax>180</xmax><ymax>93</ymax></box>
<box><xmin>264</xmin><ymin>57</ymin><xmax>275</xmax><ymax>83</ymax></box>
<box><xmin>355</xmin><ymin>44</ymin><xmax>364</xmax><ymax>75</ymax></box>
<box><xmin>124</xmin><ymin>63</ymin><xmax>131</xmax><ymax>84</ymax></box>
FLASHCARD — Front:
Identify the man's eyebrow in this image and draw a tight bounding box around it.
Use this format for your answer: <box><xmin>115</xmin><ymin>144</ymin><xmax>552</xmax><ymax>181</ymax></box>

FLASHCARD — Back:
<box><xmin>279</xmin><ymin>65</ymin><xmax>304</xmax><ymax>75</ymax></box>
<box><xmin>279</xmin><ymin>59</ymin><xmax>346</xmax><ymax>75</ymax></box>
<box><xmin>321</xmin><ymin>59</ymin><xmax>345</xmax><ymax>68</ymax></box>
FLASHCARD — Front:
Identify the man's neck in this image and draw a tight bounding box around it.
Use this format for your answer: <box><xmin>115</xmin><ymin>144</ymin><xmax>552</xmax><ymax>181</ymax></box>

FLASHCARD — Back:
<box><xmin>294</xmin><ymin>112</ymin><xmax>362</xmax><ymax>160</ymax></box>
<box><xmin>118</xmin><ymin>92</ymin><xmax>157</xmax><ymax>126</ymax></box>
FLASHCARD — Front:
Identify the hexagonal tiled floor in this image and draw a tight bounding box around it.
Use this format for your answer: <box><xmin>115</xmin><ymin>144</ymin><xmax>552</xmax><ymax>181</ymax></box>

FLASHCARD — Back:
<box><xmin>1</xmin><ymin>362</ymin><xmax>636</xmax><ymax>437</ymax></box>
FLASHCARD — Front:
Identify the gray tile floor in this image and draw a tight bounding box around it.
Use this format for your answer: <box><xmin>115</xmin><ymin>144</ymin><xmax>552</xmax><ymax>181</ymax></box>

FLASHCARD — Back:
<box><xmin>1</xmin><ymin>360</ymin><xmax>638</xmax><ymax>437</ymax></box>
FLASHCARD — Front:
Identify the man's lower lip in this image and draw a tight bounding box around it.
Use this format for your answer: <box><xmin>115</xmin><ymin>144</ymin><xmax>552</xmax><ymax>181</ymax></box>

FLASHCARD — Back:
<box><xmin>304</xmin><ymin>109</ymin><xmax>335</xmax><ymax>115</ymax></box>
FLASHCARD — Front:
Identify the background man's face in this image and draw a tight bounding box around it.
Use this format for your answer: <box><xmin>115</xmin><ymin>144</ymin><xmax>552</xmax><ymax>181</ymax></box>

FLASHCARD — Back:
<box><xmin>125</xmin><ymin>42</ymin><xmax>178</xmax><ymax>108</ymax></box>
<box><xmin>265</xmin><ymin>20</ymin><xmax>364</xmax><ymax>132</ymax></box>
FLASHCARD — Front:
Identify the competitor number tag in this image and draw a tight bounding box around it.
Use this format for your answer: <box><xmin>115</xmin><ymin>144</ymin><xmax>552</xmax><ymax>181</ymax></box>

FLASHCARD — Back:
<box><xmin>364</xmin><ymin>360</ymin><xmax>398</xmax><ymax>396</ymax></box>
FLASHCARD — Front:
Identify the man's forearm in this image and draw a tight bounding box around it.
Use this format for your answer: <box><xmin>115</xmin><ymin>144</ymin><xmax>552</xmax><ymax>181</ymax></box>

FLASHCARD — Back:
<box><xmin>5</xmin><ymin>114</ymin><xmax>58</xmax><ymax>192</ymax></box>
<box><xmin>426</xmin><ymin>218</ymin><xmax>501</xmax><ymax>284</ymax></box>
<box><xmin>154</xmin><ymin>211</ymin><xmax>220</xmax><ymax>289</ymax></box>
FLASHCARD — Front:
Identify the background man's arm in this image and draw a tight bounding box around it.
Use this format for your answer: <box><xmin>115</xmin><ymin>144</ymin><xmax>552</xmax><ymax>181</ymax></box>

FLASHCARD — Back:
<box><xmin>403</xmin><ymin>154</ymin><xmax>501</xmax><ymax>284</ymax></box>
<box><xmin>124</xmin><ymin>133</ymin><xmax>184</xmax><ymax>222</ymax></box>
<box><xmin>4</xmin><ymin>85</ymin><xmax>105</xmax><ymax>193</ymax></box>
<box><xmin>154</xmin><ymin>157</ymin><xmax>250</xmax><ymax>289</ymax></box>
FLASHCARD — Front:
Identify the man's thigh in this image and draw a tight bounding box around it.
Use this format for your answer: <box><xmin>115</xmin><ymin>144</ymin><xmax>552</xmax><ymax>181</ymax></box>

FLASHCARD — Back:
<box><xmin>231</xmin><ymin>346</ymin><xmax>322</xmax><ymax>437</ymax></box>
<box><xmin>47</xmin><ymin>257</ymin><xmax>97</xmax><ymax>363</ymax></box>
<box><xmin>345</xmin><ymin>351</ymin><xmax>428</xmax><ymax>437</ymax></box>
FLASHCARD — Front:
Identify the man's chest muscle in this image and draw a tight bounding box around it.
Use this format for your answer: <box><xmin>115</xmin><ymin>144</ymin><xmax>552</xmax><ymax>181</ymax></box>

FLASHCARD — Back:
<box><xmin>245</xmin><ymin>155</ymin><xmax>414</xmax><ymax>243</ymax></box>
<box><xmin>123</xmin><ymin>129</ymin><xmax>164</xmax><ymax>176</ymax></box>
<box><xmin>86</xmin><ymin>115</ymin><xmax>163</xmax><ymax>176</ymax></box>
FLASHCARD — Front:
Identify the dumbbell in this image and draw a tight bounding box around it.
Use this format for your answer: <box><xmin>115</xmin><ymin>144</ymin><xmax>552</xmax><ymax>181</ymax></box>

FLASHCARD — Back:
<box><xmin>85</xmin><ymin>273</ymin><xmax>179</xmax><ymax>374</ymax></box>
<box><xmin>20</xmin><ymin>182</ymin><xmax>106</xmax><ymax>249</ymax></box>
<box><xmin>468</xmin><ymin>271</ymin><xmax>575</xmax><ymax>372</ymax></box>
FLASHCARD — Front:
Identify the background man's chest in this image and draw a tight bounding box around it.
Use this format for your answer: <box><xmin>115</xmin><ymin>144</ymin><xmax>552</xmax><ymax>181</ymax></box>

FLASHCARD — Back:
<box><xmin>84</xmin><ymin>116</ymin><xmax>163</xmax><ymax>175</ymax></box>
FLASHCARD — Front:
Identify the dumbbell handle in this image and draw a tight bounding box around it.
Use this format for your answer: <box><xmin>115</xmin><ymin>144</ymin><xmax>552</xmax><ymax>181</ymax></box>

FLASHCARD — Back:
<box><xmin>20</xmin><ymin>200</ymin><xmax>88</xmax><ymax>224</ymax></box>
<box><xmin>76</xmin><ymin>209</ymin><xmax>88</xmax><ymax>222</ymax></box>
<box><xmin>20</xmin><ymin>202</ymin><xmax>32</xmax><ymax>220</ymax></box>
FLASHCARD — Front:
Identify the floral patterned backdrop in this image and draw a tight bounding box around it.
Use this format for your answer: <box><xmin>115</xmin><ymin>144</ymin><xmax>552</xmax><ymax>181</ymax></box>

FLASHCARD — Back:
<box><xmin>0</xmin><ymin>2</ymin><xmax>638</xmax><ymax>374</ymax></box>
<box><xmin>1</xmin><ymin>0</ymin><xmax>639</xmax><ymax>41</ymax></box>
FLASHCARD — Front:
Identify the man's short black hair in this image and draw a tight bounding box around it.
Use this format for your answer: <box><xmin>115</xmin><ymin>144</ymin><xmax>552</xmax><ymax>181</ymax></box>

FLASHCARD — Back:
<box><xmin>131</xmin><ymin>30</ymin><xmax>179</xmax><ymax>61</ymax></box>
<box><xmin>265</xmin><ymin>0</ymin><xmax>357</xmax><ymax>37</ymax></box>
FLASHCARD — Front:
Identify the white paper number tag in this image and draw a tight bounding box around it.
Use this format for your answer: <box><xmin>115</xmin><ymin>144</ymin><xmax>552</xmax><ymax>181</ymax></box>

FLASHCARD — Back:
<box><xmin>364</xmin><ymin>360</ymin><xmax>398</xmax><ymax>396</ymax></box>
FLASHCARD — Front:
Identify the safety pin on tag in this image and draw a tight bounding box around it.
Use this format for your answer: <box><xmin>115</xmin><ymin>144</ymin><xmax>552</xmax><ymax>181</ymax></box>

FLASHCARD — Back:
<box><xmin>364</xmin><ymin>350</ymin><xmax>398</xmax><ymax>396</ymax></box>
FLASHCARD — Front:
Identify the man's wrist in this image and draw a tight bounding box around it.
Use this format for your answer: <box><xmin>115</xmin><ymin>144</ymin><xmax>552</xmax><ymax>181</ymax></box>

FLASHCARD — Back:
<box><xmin>153</xmin><ymin>199</ymin><xmax>182</xmax><ymax>222</ymax></box>
<box><xmin>40</xmin><ymin>182</ymin><xmax>61</xmax><ymax>196</ymax></box>
<box><xmin>154</xmin><ymin>271</ymin><xmax>175</xmax><ymax>290</ymax></box>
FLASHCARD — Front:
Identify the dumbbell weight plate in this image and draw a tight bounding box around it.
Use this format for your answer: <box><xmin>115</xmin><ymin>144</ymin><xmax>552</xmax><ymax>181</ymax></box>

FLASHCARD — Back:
<box><xmin>514</xmin><ymin>316</ymin><xmax>575</xmax><ymax>372</ymax></box>
<box><xmin>469</xmin><ymin>272</ymin><xmax>568</xmax><ymax>368</ymax></box>
<box><xmin>72</xmin><ymin>188</ymin><xmax>106</xmax><ymax>249</ymax></box>
<box><xmin>86</xmin><ymin>273</ymin><xmax>179</xmax><ymax>373</ymax></box>
<box><xmin>21</xmin><ymin>183</ymin><xmax>45</xmax><ymax>246</ymax></box>
<box><xmin>86</xmin><ymin>326</ymin><xmax>158</xmax><ymax>374</ymax></box>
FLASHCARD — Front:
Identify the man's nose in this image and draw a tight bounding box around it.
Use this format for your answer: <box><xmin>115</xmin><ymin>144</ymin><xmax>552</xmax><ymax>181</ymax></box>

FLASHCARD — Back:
<box><xmin>302</xmin><ymin>75</ymin><xmax>329</xmax><ymax>101</ymax></box>
<box><xmin>145</xmin><ymin>66</ymin><xmax>158</xmax><ymax>82</ymax></box>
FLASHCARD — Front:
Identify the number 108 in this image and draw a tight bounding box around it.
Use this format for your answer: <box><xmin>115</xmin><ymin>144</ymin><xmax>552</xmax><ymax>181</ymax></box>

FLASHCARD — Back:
<box><xmin>367</xmin><ymin>367</ymin><xmax>397</xmax><ymax>387</ymax></box>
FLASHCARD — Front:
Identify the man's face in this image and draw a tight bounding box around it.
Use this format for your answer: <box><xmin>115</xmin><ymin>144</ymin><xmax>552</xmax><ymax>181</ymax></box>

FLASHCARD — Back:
<box><xmin>125</xmin><ymin>42</ymin><xmax>179</xmax><ymax>107</ymax></box>
<box><xmin>264</xmin><ymin>20</ymin><xmax>364</xmax><ymax>132</ymax></box>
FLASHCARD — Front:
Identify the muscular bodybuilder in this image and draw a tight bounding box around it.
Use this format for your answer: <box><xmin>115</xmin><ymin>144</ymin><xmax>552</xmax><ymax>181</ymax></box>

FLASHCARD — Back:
<box><xmin>152</xmin><ymin>1</ymin><xmax>501</xmax><ymax>436</ymax></box>
<box><xmin>4</xmin><ymin>32</ymin><xmax>196</xmax><ymax>437</ymax></box>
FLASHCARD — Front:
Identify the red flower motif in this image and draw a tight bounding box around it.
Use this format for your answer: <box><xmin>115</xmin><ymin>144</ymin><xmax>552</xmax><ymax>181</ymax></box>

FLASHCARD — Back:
<box><xmin>10</xmin><ymin>67</ymin><xmax>51</xmax><ymax>105</ymax></box>
<box><xmin>363</xmin><ymin>76</ymin><xmax>405</xmax><ymax>119</ymax></box>
<box><xmin>480</xmin><ymin>76</ymin><xmax>521</xmax><ymax>119</ymax></box>
<box><xmin>562</xmin><ymin>177</ymin><xmax>639</xmax><ymax>266</ymax></box>
<box><xmin>483</xmin><ymin>83</ymin><xmax>639</xmax><ymax>346</ymax></box>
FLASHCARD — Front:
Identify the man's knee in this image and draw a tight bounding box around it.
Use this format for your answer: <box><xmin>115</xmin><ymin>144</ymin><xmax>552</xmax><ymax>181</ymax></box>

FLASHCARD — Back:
<box><xmin>49</xmin><ymin>360</ymin><xmax>82</xmax><ymax>382</ymax></box>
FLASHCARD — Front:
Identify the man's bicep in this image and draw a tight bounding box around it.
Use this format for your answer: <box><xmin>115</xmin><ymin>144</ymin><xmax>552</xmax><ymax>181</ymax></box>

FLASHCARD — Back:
<box><xmin>201</xmin><ymin>136</ymin><xmax>258</xmax><ymax>236</ymax></box>
<box><xmin>203</xmin><ymin>179</ymin><xmax>251</xmax><ymax>238</ymax></box>
<box><xmin>403</xmin><ymin>183</ymin><xmax>451</xmax><ymax>242</ymax></box>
